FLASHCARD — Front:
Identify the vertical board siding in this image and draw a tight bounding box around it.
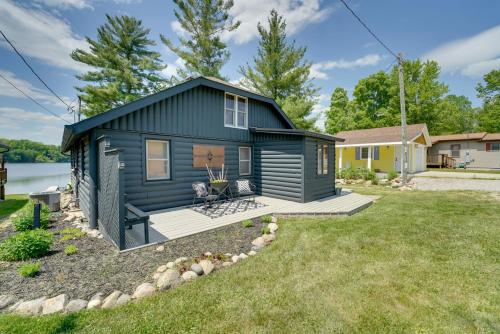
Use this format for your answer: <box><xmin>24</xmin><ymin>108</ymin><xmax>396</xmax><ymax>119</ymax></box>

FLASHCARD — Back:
<box><xmin>253</xmin><ymin>134</ymin><xmax>304</xmax><ymax>202</ymax></box>
<box><xmin>303</xmin><ymin>137</ymin><xmax>336</xmax><ymax>202</ymax></box>
<box><xmin>99</xmin><ymin>86</ymin><xmax>288</xmax><ymax>141</ymax></box>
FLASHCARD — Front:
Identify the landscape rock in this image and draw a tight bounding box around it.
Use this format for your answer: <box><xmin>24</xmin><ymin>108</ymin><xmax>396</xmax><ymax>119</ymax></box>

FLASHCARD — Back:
<box><xmin>248</xmin><ymin>250</ymin><xmax>257</xmax><ymax>256</ymax></box>
<box><xmin>204</xmin><ymin>251</ymin><xmax>212</xmax><ymax>257</ymax></box>
<box><xmin>133</xmin><ymin>283</ymin><xmax>156</xmax><ymax>299</ymax></box>
<box><xmin>174</xmin><ymin>257</ymin><xmax>189</xmax><ymax>265</ymax></box>
<box><xmin>15</xmin><ymin>297</ymin><xmax>46</xmax><ymax>316</ymax></box>
<box><xmin>42</xmin><ymin>294</ymin><xmax>68</xmax><ymax>315</ymax></box>
<box><xmin>155</xmin><ymin>245</ymin><xmax>165</xmax><ymax>252</ymax></box>
<box><xmin>116</xmin><ymin>294</ymin><xmax>131</xmax><ymax>306</ymax></box>
<box><xmin>65</xmin><ymin>299</ymin><xmax>88</xmax><ymax>313</ymax></box>
<box><xmin>268</xmin><ymin>223</ymin><xmax>278</xmax><ymax>234</ymax></box>
<box><xmin>156</xmin><ymin>269</ymin><xmax>180</xmax><ymax>290</ymax></box>
<box><xmin>181</xmin><ymin>271</ymin><xmax>198</xmax><ymax>281</ymax></box>
<box><xmin>271</xmin><ymin>216</ymin><xmax>278</xmax><ymax>223</ymax></box>
<box><xmin>153</xmin><ymin>272</ymin><xmax>161</xmax><ymax>280</ymax></box>
<box><xmin>224</xmin><ymin>253</ymin><xmax>232</xmax><ymax>258</ymax></box>
<box><xmin>231</xmin><ymin>255</ymin><xmax>240</xmax><ymax>263</ymax></box>
<box><xmin>191</xmin><ymin>263</ymin><xmax>204</xmax><ymax>275</ymax></box>
<box><xmin>0</xmin><ymin>295</ymin><xmax>16</xmax><ymax>310</ymax></box>
<box><xmin>238</xmin><ymin>253</ymin><xmax>248</xmax><ymax>260</ymax></box>
<box><xmin>8</xmin><ymin>300</ymin><xmax>23</xmax><ymax>312</ymax></box>
<box><xmin>251</xmin><ymin>245</ymin><xmax>263</xmax><ymax>252</ymax></box>
<box><xmin>222</xmin><ymin>262</ymin><xmax>233</xmax><ymax>267</ymax></box>
<box><xmin>87</xmin><ymin>293</ymin><xmax>104</xmax><ymax>309</ymax></box>
<box><xmin>263</xmin><ymin>233</ymin><xmax>276</xmax><ymax>243</ymax></box>
<box><xmin>166</xmin><ymin>261</ymin><xmax>175</xmax><ymax>269</ymax></box>
<box><xmin>101</xmin><ymin>291</ymin><xmax>122</xmax><ymax>309</ymax></box>
<box><xmin>251</xmin><ymin>237</ymin><xmax>266</xmax><ymax>248</ymax></box>
<box><xmin>199</xmin><ymin>259</ymin><xmax>214</xmax><ymax>275</ymax></box>
<box><xmin>156</xmin><ymin>265</ymin><xmax>168</xmax><ymax>273</ymax></box>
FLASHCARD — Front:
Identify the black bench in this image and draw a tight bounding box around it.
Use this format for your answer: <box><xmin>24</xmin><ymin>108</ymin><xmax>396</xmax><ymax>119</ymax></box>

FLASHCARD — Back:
<box><xmin>125</xmin><ymin>203</ymin><xmax>150</xmax><ymax>244</ymax></box>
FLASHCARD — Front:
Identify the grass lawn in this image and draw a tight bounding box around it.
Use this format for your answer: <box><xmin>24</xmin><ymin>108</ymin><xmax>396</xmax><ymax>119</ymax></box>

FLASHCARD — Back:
<box><xmin>0</xmin><ymin>188</ymin><xmax>499</xmax><ymax>333</ymax></box>
<box><xmin>427</xmin><ymin>168</ymin><xmax>500</xmax><ymax>174</ymax></box>
<box><xmin>0</xmin><ymin>194</ymin><xmax>28</xmax><ymax>222</ymax></box>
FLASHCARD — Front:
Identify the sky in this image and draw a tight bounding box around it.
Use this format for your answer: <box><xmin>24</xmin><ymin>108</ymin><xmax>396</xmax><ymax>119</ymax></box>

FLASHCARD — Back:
<box><xmin>0</xmin><ymin>0</ymin><xmax>499</xmax><ymax>145</ymax></box>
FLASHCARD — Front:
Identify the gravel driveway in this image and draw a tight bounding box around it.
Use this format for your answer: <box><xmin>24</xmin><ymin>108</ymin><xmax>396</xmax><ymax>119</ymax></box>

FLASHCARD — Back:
<box><xmin>413</xmin><ymin>177</ymin><xmax>500</xmax><ymax>192</ymax></box>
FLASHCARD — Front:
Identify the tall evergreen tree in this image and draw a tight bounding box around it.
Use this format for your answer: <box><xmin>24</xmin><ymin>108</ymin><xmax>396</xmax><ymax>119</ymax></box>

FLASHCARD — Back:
<box><xmin>476</xmin><ymin>69</ymin><xmax>500</xmax><ymax>132</ymax></box>
<box><xmin>239</xmin><ymin>9</ymin><xmax>318</xmax><ymax>129</ymax></box>
<box><xmin>71</xmin><ymin>15</ymin><xmax>166</xmax><ymax>117</ymax></box>
<box><xmin>161</xmin><ymin>0</ymin><xmax>240</xmax><ymax>79</ymax></box>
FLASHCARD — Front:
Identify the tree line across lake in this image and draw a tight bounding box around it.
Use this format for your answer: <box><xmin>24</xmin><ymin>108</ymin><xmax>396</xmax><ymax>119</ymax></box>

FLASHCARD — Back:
<box><xmin>0</xmin><ymin>139</ymin><xmax>69</xmax><ymax>163</ymax></box>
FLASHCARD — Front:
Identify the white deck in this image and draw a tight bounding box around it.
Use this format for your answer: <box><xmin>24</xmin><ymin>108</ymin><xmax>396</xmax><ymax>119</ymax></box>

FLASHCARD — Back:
<box><xmin>125</xmin><ymin>191</ymin><xmax>376</xmax><ymax>249</ymax></box>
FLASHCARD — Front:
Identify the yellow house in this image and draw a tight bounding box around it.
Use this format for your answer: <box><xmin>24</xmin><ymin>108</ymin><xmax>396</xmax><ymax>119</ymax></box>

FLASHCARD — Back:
<box><xmin>335</xmin><ymin>124</ymin><xmax>431</xmax><ymax>173</ymax></box>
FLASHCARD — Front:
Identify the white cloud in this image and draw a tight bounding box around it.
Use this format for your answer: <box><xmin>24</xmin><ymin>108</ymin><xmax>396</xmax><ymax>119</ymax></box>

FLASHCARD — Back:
<box><xmin>423</xmin><ymin>25</ymin><xmax>500</xmax><ymax>77</ymax></box>
<box><xmin>160</xmin><ymin>57</ymin><xmax>186</xmax><ymax>78</ymax></box>
<box><xmin>170</xmin><ymin>20</ymin><xmax>188</xmax><ymax>38</ymax></box>
<box><xmin>219</xmin><ymin>0</ymin><xmax>333</xmax><ymax>44</ymax></box>
<box><xmin>311</xmin><ymin>93</ymin><xmax>329</xmax><ymax>130</ymax></box>
<box><xmin>0</xmin><ymin>70</ymin><xmax>72</xmax><ymax>108</ymax></box>
<box><xmin>0</xmin><ymin>0</ymin><xmax>89</xmax><ymax>72</ymax></box>
<box><xmin>311</xmin><ymin>54</ymin><xmax>383</xmax><ymax>80</ymax></box>
<box><xmin>0</xmin><ymin>107</ymin><xmax>56</xmax><ymax>123</ymax></box>
<box><xmin>33</xmin><ymin>0</ymin><xmax>93</xmax><ymax>10</ymax></box>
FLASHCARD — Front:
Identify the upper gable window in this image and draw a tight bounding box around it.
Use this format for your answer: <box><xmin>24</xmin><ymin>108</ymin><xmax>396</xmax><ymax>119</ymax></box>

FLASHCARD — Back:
<box><xmin>225</xmin><ymin>93</ymin><xmax>247</xmax><ymax>129</ymax></box>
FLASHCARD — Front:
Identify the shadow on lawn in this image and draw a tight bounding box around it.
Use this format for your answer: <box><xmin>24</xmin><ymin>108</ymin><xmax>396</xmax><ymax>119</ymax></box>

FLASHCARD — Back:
<box><xmin>0</xmin><ymin>197</ymin><xmax>29</xmax><ymax>220</ymax></box>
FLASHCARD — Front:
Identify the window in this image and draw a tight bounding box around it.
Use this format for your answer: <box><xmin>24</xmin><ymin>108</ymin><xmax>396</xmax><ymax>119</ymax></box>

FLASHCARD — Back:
<box><xmin>450</xmin><ymin>144</ymin><xmax>461</xmax><ymax>158</ymax></box>
<box><xmin>361</xmin><ymin>147</ymin><xmax>369</xmax><ymax>159</ymax></box>
<box><xmin>225</xmin><ymin>93</ymin><xmax>247</xmax><ymax>128</ymax></box>
<box><xmin>486</xmin><ymin>143</ymin><xmax>500</xmax><ymax>152</ymax></box>
<box><xmin>239</xmin><ymin>147</ymin><xmax>251</xmax><ymax>175</ymax></box>
<box><xmin>146</xmin><ymin>140</ymin><xmax>170</xmax><ymax>180</ymax></box>
<box><xmin>317</xmin><ymin>144</ymin><xmax>328</xmax><ymax>175</ymax></box>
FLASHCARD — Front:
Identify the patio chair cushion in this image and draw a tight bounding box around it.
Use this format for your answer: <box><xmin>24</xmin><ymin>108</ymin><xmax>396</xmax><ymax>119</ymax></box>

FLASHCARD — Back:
<box><xmin>193</xmin><ymin>182</ymin><xmax>209</xmax><ymax>197</ymax></box>
<box><xmin>236</xmin><ymin>180</ymin><xmax>253</xmax><ymax>194</ymax></box>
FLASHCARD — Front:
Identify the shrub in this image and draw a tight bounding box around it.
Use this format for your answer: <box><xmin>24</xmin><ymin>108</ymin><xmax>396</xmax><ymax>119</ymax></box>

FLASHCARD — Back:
<box><xmin>12</xmin><ymin>202</ymin><xmax>50</xmax><ymax>231</ymax></box>
<box><xmin>0</xmin><ymin>230</ymin><xmax>53</xmax><ymax>261</ymax></box>
<box><xmin>18</xmin><ymin>262</ymin><xmax>41</xmax><ymax>278</ymax></box>
<box><xmin>387</xmin><ymin>170</ymin><xmax>398</xmax><ymax>181</ymax></box>
<box><xmin>371</xmin><ymin>177</ymin><xmax>379</xmax><ymax>185</ymax></box>
<box><xmin>60</xmin><ymin>228</ymin><xmax>86</xmax><ymax>241</ymax></box>
<box><xmin>261</xmin><ymin>215</ymin><xmax>273</xmax><ymax>224</ymax></box>
<box><xmin>261</xmin><ymin>226</ymin><xmax>271</xmax><ymax>235</ymax></box>
<box><xmin>64</xmin><ymin>244</ymin><xmax>78</xmax><ymax>255</ymax></box>
<box><xmin>242</xmin><ymin>220</ymin><xmax>254</xmax><ymax>228</ymax></box>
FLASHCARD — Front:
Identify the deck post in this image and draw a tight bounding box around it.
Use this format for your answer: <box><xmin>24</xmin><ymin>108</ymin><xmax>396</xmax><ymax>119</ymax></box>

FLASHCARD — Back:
<box><xmin>339</xmin><ymin>148</ymin><xmax>343</xmax><ymax>170</ymax></box>
<box><xmin>367</xmin><ymin>146</ymin><xmax>372</xmax><ymax>170</ymax></box>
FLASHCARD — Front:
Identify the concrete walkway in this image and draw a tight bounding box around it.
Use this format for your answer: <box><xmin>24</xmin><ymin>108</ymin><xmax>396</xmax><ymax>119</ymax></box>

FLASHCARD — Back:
<box><xmin>414</xmin><ymin>171</ymin><xmax>500</xmax><ymax>180</ymax></box>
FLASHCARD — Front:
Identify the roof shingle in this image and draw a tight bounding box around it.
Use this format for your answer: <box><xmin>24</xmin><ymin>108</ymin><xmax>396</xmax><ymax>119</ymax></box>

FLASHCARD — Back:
<box><xmin>336</xmin><ymin>124</ymin><xmax>427</xmax><ymax>146</ymax></box>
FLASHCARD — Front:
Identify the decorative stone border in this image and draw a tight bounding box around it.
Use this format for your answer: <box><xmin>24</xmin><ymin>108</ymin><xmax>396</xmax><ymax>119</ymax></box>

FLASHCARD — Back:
<box><xmin>0</xmin><ymin>217</ymin><xmax>279</xmax><ymax>316</ymax></box>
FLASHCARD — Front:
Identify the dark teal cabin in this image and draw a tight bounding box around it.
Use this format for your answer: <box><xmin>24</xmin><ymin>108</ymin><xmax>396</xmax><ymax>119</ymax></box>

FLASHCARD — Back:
<box><xmin>61</xmin><ymin>77</ymin><xmax>343</xmax><ymax>249</ymax></box>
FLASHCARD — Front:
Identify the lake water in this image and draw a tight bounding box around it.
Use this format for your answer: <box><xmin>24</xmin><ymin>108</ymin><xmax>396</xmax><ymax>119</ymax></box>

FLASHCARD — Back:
<box><xmin>5</xmin><ymin>163</ymin><xmax>71</xmax><ymax>195</ymax></box>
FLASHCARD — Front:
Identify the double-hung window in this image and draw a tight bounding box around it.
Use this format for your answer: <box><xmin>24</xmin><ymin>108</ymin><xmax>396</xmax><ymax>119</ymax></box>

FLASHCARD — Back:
<box><xmin>225</xmin><ymin>93</ymin><xmax>248</xmax><ymax>128</ymax></box>
<box><xmin>450</xmin><ymin>144</ymin><xmax>461</xmax><ymax>158</ymax></box>
<box><xmin>239</xmin><ymin>147</ymin><xmax>251</xmax><ymax>175</ymax></box>
<box><xmin>146</xmin><ymin>140</ymin><xmax>170</xmax><ymax>180</ymax></box>
<box><xmin>317</xmin><ymin>144</ymin><xmax>328</xmax><ymax>175</ymax></box>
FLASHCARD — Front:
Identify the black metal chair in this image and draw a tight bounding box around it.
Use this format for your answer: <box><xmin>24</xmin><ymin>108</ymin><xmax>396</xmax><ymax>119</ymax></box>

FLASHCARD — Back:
<box><xmin>192</xmin><ymin>182</ymin><xmax>218</xmax><ymax>208</ymax></box>
<box><xmin>235</xmin><ymin>179</ymin><xmax>256</xmax><ymax>202</ymax></box>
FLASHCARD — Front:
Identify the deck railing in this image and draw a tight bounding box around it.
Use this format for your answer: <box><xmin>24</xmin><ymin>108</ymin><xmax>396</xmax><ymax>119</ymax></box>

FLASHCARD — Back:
<box><xmin>427</xmin><ymin>154</ymin><xmax>456</xmax><ymax>168</ymax></box>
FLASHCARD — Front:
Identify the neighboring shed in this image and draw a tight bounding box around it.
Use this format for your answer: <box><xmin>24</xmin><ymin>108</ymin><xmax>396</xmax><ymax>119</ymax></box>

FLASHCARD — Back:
<box><xmin>61</xmin><ymin>76</ymin><xmax>343</xmax><ymax>249</ymax></box>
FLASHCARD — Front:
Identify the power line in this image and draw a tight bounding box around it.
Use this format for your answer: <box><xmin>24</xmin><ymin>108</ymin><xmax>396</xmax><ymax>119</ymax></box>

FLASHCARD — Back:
<box><xmin>338</xmin><ymin>0</ymin><xmax>398</xmax><ymax>60</ymax></box>
<box><xmin>0</xmin><ymin>30</ymin><xmax>75</xmax><ymax>111</ymax></box>
<box><xmin>0</xmin><ymin>72</ymin><xmax>70</xmax><ymax>124</ymax></box>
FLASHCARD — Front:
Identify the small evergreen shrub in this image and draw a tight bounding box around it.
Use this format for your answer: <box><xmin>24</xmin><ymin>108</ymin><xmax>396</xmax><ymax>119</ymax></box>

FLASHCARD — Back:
<box><xmin>261</xmin><ymin>226</ymin><xmax>271</xmax><ymax>235</ymax></box>
<box><xmin>0</xmin><ymin>230</ymin><xmax>53</xmax><ymax>261</ymax></box>
<box><xmin>387</xmin><ymin>170</ymin><xmax>398</xmax><ymax>181</ymax></box>
<box><xmin>60</xmin><ymin>228</ymin><xmax>86</xmax><ymax>241</ymax></box>
<box><xmin>18</xmin><ymin>262</ymin><xmax>41</xmax><ymax>278</ymax></box>
<box><xmin>64</xmin><ymin>245</ymin><xmax>78</xmax><ymax>255</ymax></box>
<box><xmin>339</xmin><ymin>167</ymin><xmax>377</xmax><ymax>182</ymax></box>
<box><xmin>261</xmin><ymin>215</ymin><xmax>273</xmax><ymax>224</ymax></box>
<box><xmin>12</xmin><ymin>202</ymin><xmax>50</xmax><ymax>231</ymax></box>
<box><xmin>242</xmin><ymin>220</ymin><xmax>254</xmax><ymax>228</ymax></box>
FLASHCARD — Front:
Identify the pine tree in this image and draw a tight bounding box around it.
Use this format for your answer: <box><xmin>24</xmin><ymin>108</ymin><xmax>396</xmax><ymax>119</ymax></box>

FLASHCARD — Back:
<box><xmin>161</xmin><ymin>0</ymin><xmax>240</xmax><ymax>79</ymax></box>
<box><xmin>71</xmin><ymin>15</ymin><xmax>166</xmax><ymax>117</ymax></box>
<box><xmin>239</xmin><ymin>9</ymin><xmax>318</xmax><ymax>129</ymax></box>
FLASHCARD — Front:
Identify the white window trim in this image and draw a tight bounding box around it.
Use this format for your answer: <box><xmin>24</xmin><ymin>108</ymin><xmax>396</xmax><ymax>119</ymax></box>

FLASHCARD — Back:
<box><xmin>239</xmin><ymin>146</ymin><xmax>252</xmax><ymax>175</ymax></box>
<box><xmin>146</xmin><ymin>139</ymin><xmax>170</xmax><ymax>181</ymax></box>
<box><xmin>225</xmin><ymin>93</ymin><xmax>248</xmax><ymax>129</ymax></box>
<box><xmin>361</xmin><ymin>147</ymin><xmax>370</xmax><ymax>160</ymax></box>
<box><xmin>317</xmin><ymin>144</ymin><xmax>328</xmax><ymax>175</ymax></box>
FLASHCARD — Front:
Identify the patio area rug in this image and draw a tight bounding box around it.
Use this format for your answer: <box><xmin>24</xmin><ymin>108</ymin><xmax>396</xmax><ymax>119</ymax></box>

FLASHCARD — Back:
<box><xmin>192</xmin><ymin>199</ymin><xmax>266</xmax><ymax>219</ymax></box>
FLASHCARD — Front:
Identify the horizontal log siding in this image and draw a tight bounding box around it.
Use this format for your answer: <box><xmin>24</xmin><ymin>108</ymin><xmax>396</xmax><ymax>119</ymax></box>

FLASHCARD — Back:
<box><xmin>303</xmin><ymin>137</ymin><xmax>336</xmax><ymax>202</ymax></box>
<box><xmin>99</xmin><ymin>86</ymin><xmax>287</xmax><ymax>142</ymax></box>
<box><xmin>71</xmin><ymin>135</ymin><xmax>91</xmax><ymax>219</ymax></box>
<box><xmin>253</xmin><ymin>134</ymin><xmax>304</xmax><ymax>202</ymax></box>
<box><xmin>97</xmin><ymin>129</ymin><xmax>252</xmax><ymax>212</ymax></box>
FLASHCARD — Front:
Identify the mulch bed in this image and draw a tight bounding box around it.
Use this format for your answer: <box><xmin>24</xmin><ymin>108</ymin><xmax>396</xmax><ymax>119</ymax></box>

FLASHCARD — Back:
<box><xmin>0</xmin><ymin>214</ymin><xmax>265</xmax><ymax>301</ymax></box>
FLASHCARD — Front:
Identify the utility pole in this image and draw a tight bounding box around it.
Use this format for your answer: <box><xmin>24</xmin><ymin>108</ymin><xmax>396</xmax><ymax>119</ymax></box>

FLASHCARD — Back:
<box><xmin>398</xmin><ymin>53</ymin><xmax>408</xmax><ymax>185</ymax></box>
<box><xmin>77</xmin><ymin>96</ymin><xmax>81</xmax><ymax>122</ymax></box>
